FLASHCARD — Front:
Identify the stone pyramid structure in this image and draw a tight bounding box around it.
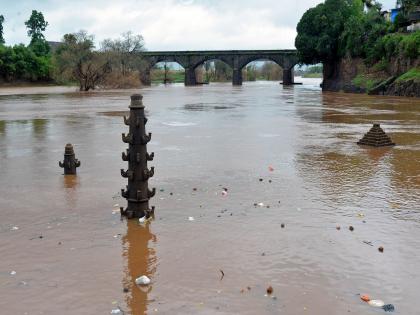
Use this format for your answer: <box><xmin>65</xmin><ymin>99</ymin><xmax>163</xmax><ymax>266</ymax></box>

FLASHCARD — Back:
<box><xmin>357</xmin><ymin>123</ymin><xmax>395</xmax><ymax>147</ymax></box>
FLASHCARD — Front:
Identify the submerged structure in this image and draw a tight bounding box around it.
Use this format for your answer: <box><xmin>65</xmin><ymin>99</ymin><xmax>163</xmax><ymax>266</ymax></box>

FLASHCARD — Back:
<box><xmin>59</xmin><ymin>143</ymin><xmax>81</xmax><ymax>175</ymax></box>
<box><xmin>357</xmin><ymin>123</ymin><xmax>395</xmax><ymax>147</ymax></box>
<box><xmin>120</xmin><ymin>94</ymin><xmax>155</xmax><ymax>219</ymax></box>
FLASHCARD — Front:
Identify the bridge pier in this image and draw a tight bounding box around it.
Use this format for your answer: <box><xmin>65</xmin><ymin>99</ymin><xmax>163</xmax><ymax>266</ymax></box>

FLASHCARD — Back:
<box><xmin>282</xmin><ymin>68</ymin><xmax>294</xmax><ymax>85</ymax></box>
<box><xmin>185</xmin><ymin>68</ymin><xmax>197</xmax><ymax>86</ymax></box>
<box><xmin>232</xmin><ymin>69</ymin><xmax>243</xmax><ymax>86</ymax></box>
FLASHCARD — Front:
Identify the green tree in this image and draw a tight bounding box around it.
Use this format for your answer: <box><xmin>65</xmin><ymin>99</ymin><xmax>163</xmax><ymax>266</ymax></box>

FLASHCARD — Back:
<box><xmin>295</xmin><ymin>0</ymin><xmax>364</xmax><ymax>64</ymax></box>
<box><xmin>25</xmin><ymin>10</ymin><xmax>48</xmax><ymax>43</ymax></box>
<box><xmin>0</xmin><ymin>15</ymin><xmax>5</xmax><ymax>44</ymax></box>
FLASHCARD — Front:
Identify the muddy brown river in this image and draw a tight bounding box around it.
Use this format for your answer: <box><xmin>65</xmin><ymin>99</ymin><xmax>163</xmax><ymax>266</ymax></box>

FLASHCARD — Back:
<box><xmin>0</xmin><ymin>80</ymin><xmax>419</xmax><ymax>315</ymax></box>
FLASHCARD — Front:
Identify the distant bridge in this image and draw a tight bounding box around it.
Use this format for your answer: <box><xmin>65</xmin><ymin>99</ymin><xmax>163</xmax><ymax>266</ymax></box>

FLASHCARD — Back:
<box><xmin>139</xmin><ymin>50</ymin><xmax>299</xmax><ymax>86</ymax></box>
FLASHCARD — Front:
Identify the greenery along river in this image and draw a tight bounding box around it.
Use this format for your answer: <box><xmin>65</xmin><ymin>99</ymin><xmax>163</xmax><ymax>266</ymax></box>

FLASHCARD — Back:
<box><xmin>0</xmin><ymin>80</ymin><xmax>419</xmax><ymax>314</ymax></box>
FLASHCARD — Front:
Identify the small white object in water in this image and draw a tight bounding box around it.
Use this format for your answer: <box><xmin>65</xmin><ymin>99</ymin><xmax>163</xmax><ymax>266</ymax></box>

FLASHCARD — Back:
<box><xmin>258</xmin><ymin>202</ymin><xmax>264</xmax><ymax>207</ymax></box>
<box><xmin>110</xmin><ymin>308</ymin><xmax>122</xmax><ymax>314</ymax></box>
<box><xmin>10</xmin><ymin>271</ymin><xmax>16</xmax><ymax>275</ymax></box>
<box><xmin>11</xmin><ymin>226</ymin><xmax>19</xmax><ymax>230</ymax></box>
<box><xmin>188</xmin><ymin>216</ymin><xmax>195</xmax><ymax>221</ymax></box>
<box><xmin>113</xmin><ymin>204</ymin><xmax>119</xmax><ymax>208</ymax></box>
<box><xmin>135</xmin><ymin>275</ymin><xmax>151</xmax><ymax>286</ymax></box>
<box><xmin>139</xmin><ymin>216</ymin><xmax>146</xmax><ymax>224</ymax></box>
<box><xmin>368</xmin><ymin>300</ymin><xmax>385</xmax><ymax>307</ymax></box>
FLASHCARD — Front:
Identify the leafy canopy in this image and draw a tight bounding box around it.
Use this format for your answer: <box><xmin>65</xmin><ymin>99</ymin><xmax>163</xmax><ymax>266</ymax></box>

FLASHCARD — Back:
<box><xmin>25</xmin><ymin>10</ymin><xmax>48</xmax><ymax>43</ymax></box>
<box><xmin>0</xmin><ymin>15</ymin><xmax>4</xmax><ymax>44</ymax></box>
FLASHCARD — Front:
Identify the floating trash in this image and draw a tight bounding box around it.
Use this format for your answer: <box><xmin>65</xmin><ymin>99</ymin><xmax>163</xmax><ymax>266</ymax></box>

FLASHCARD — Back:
<box><xmin>221</xmin><ymin>190</ymin><xmax>228</xmax><ymax>196</ymax></box>
<box><xmin>257</xmin><ymin>202</ymin><xmax>264</xmax><ymax>207</ymax></box>
<box><xmin>110</xmin><ymin>308</ymin><xmax>123</xmax><ymax>314</ymax></box>
<box><xmin>368</xmin><ymin>300</ymin><xmax>385</xmax><ymax>307</ymax></box>
<box><xmin>135</xmin><ymin>275</ymin><xmax>151</xmax><ymax>286</ymax></box>
<box><xmin>10</xmin><ymin>271</ymin><xmax>16</xmax><ymax>275</ymax></box>
<box><xmin>266</xmin><ymin>286</ymin><xmax>273</xmax><ymax>295</ymax></box>
<box><xmin>382</xmin><ymin>304</ymin><xmax>395</xmax><ymax>312</ymax></box>
<box><xmin>139</xmin><ymin>216</ymin><xmax>146</xmax><ymax>224</ymax></box>
<box><xmin>188</xmin><ymin>216</ymin><xmax>195</xmax><ymax>221</ymax></box>
<box><xmin>11</xmin><ymin>226</ymin><xmax>19</xmax><ymax>231</ymax></box>
<box><xmin>378</xmin><ymin>246</ymin><xmax>384</xmax><ymax>253</ymax></box>
<box><xmin>268</xmin><ymin>166</ymin><xmax>274</xmax><ymax>172</ymax></box>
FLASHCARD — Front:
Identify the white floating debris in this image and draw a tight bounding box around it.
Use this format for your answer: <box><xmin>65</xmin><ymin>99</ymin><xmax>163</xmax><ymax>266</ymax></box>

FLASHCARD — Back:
<box><xmin>10</xmin><ymin>271</ymin><xmax>16</xmax><ymax>275</ymax></box>
<box><xmin>11</xmin><ymin>226</ymin><xmax>19</xmax><ymax>231</ymax></box>
<box><xmin>188</xmin><ymin>216</ymin><xmax>195</xmax><ymax>221</ymax></box>
<box><xmin>113</xmin><ymin>204</ymin><xmax>119</xmax><ymax>208</ymax></box>
<box><xmin>135</xmin><ymin>275</ymin><xmax>151</xmax><ymax>286</ymax></box>
<box><xmin>110</xmin><ymin>308</ymin><xmax>122</xmax><ymax>314</ymax></box>
<box><xmin>257</xmin><ymin>203</ymin><xmax>264</xmax><ymax>207</ymax></box>
<box><xmin>368</xmin><ymin>300</ymin><xmax>385</xmax><ymax>307</ymax></box>
<box><xmin>139</xmin><ymin>216</ymin><xmax>146</xmax><ymax>224</ymax></box>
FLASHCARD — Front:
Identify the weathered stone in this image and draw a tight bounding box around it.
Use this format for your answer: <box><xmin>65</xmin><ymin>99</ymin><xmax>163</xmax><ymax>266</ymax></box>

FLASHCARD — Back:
<box><xmin>357</xmin><ymin>124</ymin><xmax>395</xmax><ymax>147</ymax></box>
<box><xmin>120</xmin><ymin>94</ymin><xmax>155</xmax><ymax>219</ymax></box>
<box><xmin>59</xmin><ymin>143</ymin><xmax>80</xmax><ymax>175</ymax></box>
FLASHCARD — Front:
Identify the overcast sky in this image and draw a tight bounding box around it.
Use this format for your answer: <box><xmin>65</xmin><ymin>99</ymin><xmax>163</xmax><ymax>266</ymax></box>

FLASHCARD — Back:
<box><xmin>1</xmin><ymin>0</ymin><xmax>396</xmax><ymax>50</ymax></box>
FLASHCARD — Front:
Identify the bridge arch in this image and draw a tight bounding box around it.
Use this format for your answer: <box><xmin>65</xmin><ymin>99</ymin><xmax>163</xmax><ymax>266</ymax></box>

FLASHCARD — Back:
<box><xmin>140</xmin><ymin>50</ymin><xmax>299</xmax><ymax>86</ymax></box>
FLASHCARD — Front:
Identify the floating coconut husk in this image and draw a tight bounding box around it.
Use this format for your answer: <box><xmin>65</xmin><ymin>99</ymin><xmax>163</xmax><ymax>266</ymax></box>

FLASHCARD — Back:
<box><xmin>357</xmin><ymin>124</ymin><xmax>395</xmax><ymax>147</ymax></box>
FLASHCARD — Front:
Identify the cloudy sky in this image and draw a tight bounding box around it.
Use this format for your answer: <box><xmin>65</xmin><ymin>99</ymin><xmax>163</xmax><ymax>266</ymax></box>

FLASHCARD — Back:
<box><xmin>1</xmin><ymin>0</ymin><xmax>396</xmax><ymax>50</ymax></box>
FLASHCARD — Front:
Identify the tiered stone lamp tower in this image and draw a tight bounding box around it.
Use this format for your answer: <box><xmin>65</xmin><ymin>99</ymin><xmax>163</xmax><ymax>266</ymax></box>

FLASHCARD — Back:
<box><xmin>59</xmin><ymin>143</ymin><xmax>81</xmax><ymax>174</ymax></box>
<box><xmin>120</xmin><ymin>94</ymin><xmax>155</xmax><ymax>219</ymax></box>
<box><xmin>357</xmin><ymin>123</ymin><xmax>395</xmax><ymax>147</ymax></box>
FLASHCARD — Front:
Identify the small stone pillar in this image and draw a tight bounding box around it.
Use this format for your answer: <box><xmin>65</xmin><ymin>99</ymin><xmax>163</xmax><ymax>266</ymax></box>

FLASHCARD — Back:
<box><xmin>120</xmin><ymin>94</ymin><xmax>155</xmax><ymax>219</ymax></box>
<box><xmin>357</xmin><ymin>123</ymin><xmax>395</xmax><ymax>147</ymax></box>
<box><xmin>59</xmin><ymin>143</ymin><xmax>81</xmax><ymax>175</ymax></box>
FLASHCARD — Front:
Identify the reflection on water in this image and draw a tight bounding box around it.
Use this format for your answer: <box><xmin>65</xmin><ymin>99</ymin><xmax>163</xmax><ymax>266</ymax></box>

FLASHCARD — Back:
<box><xmin>122</xmin><ymin>220</ymin><xmax>156</xmax><ymax>315</ymax></box>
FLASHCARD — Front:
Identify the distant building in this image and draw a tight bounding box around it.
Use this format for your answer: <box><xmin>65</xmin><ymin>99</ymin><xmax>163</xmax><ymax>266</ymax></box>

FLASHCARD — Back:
<box><xmin>407</xmin><ymin>7</ymin><xmax>420</xmax><ymax>32</ymax></box>
<box><xmin>390</xmin><ymin>8</ymin><xmax>401</xmax><ymax>23</ymax></box>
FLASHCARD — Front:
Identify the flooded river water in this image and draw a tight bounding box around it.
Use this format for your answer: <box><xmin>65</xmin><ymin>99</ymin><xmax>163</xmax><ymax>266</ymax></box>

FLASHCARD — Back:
<box><xmin>0</xmin><ymin>79</ymin><xmax>419</xmax><ymax>315</ymax></box>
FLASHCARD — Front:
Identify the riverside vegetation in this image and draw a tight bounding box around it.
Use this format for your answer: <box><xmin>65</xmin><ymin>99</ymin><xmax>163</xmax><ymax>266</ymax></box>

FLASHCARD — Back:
<box><xmin>295</xmin><ymin>0</ymin><xmax>419</xmax><ymax>97</ymax></box>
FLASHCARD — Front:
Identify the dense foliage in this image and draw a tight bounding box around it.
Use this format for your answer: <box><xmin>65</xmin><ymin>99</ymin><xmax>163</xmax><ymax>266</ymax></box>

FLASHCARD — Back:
<box><xmin>295</xmin><ymin>0</ymin><xmax>419</xmax><ymax>65</ymax></box>
<box><xmin>0</xmin><ymin>15</ymin><xmax>4</xmax><ymax>45</ymax></box>
<box><xmin>0</xmin><ymin>11</ymin><xmax>51</xmax><ymax>82</ymax></box>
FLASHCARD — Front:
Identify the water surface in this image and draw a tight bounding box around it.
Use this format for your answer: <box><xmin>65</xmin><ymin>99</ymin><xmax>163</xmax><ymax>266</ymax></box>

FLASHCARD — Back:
<box><xmin>0</xmin><ymin>79</ymin><xmax>419</xmax><ymax>314</ymax></box>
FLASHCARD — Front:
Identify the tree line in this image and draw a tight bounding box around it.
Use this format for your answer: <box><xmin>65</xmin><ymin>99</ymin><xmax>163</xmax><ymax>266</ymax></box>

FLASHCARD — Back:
<box><xmin>0</xmin><ymin>10</ymin><xmax>146</xmax><ymax>90</ymax></box>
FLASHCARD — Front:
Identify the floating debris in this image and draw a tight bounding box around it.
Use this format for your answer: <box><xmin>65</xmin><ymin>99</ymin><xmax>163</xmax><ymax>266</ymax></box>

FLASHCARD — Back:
<box><xmin>10</xmin><ymin>271</ymin><xmax>16</xmax><ymax>275</ymax></box>
<box><xmin>378</xmin><ymin>246</ymin><xmax>384</xmax><ymax>253</ymax></box>
<box><xmin>135</xmin><ymin>275</ymin><xmax>151</xmax><ymax>286</ymax></box>
<box><xmin>336</xmin><ymin>226</ymin><xmax>341</xmax><ymax>230</ymax></box>
<box><xmin>266</xmin><ymin>286</ymin><xmax>273</xmax><ymax>295</ymax></box>
<box><xmin>382</xmin><ymin>304</ymin><xmax>395</xmax><ymax>312</ymax></box>
<box><xmin>369</xmin><ymin>300</ymin><xmax>385</xmax><ymax>307</ymax></box>
<box><xmin>11</xmin><ymin>226</ymin><xmax>19</xmax><ymax>231</ymax></box>
<box><xmin>188</xmin><ymin>216</ymin><xmax>195</xmax><ymax>221</ymax></box>
<box><xmin>357</xmin><ymin>124</ymin><xmax>395</xmax><ymax>147</ymax></box>
<box><xmin>281</xmin><ymin>223</ymin><xmax>285</xmax><ymax>228</ymax></box>
<box><xmin>349</xmin><ymin>226</ymin><xmax>354</xmax><ymax>231</ymax></box>
<box><xmin>219</xmin><ymin>269</ymin><xmax>224</xmax><ymax>280</ymax></box>
<box><xmin>268</xmin><ymin>166</ymin><xmax>274</xmax><ymax>172</ymax></box>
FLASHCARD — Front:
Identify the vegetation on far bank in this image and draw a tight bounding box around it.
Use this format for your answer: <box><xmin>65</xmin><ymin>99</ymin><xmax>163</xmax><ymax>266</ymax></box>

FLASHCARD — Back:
<box><xmin>295</xmin><ymin>0</ymin><xmax>419</xmax><ymax>94</ymax></box>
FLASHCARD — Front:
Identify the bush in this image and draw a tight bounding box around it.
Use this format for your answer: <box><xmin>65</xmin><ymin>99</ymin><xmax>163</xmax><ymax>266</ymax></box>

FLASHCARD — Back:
<box><xmin>396</xmin><ymin>68</ymin><xmax>420</xmax><ymax>82</ymax></box>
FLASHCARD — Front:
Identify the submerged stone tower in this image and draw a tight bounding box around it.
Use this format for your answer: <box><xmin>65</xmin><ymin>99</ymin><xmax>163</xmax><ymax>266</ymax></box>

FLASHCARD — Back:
<box><xmin>59</xmin><ymin>143</ymin><xmax>81</xmax><ymax>175</ymax></box>
<box><xmin>120</xmin><ymin>94</ymin><xmax>155</xmax><ymax>219</ymax></box>
<box><xmin>357</xmin><ymin>124</ymin><xmax>395</xmax><ymax>147</ymax></box>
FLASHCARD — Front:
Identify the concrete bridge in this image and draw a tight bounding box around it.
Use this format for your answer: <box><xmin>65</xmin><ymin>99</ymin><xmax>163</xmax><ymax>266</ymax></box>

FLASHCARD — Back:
<box><xmin>139</xmin><ymin>50</ymin><xmax>299</xmax><ymax>86</ymax></box>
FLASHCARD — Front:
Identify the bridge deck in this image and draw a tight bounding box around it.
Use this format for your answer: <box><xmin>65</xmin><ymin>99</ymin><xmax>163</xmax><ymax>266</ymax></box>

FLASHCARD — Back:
<box><xmin>141</xmin><ymin>49</ymin><xmax>297</xmax><ymax>56</ymax></box>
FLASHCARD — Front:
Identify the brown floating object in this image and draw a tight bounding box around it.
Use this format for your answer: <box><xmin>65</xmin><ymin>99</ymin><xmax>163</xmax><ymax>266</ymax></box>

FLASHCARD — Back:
<box><xmin>120</xmin><ymin>94</ymin><xmax>155</xmax><ymax>219</ymax></box>
<box><xmin>59</xmin><ymin>143</ymin><xmax>80</xmax><ymax>175</ymax></box>
<box><xmin>378</xmin><ymin>246</ymin><xmax>384</xmax><ymax>253</ymax></box>
<box><xmin>357</xmin><ymin>124</ymin><xmax>395</xmax><ymax>147</ymax></box>
<box><xmin>266</xmin><ymin>286</ymin><xmax>273</xmax><ymax>295</ymax></box>
<box><xmin>349</xmin><ymin>226</ymin><xmax>354</xmax><ymax>231</ymax></box>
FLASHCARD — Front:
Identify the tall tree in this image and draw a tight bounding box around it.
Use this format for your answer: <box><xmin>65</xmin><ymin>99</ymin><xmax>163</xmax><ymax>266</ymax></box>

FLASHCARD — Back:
<box><xmin>53</xmin><ymin>30</ymin><xmax>111</xmax><ymax>91</ymax></box>
<box><xmin>295</xmin><ymin>0</ymin><xmax>364</xmax><ymax>64</ymax></box>
<box><xmin>25</xmin><ymin>10</ymin><xmax>48</xmax><ymax>44</ymax></box>
<box><xmin>0</xmin><ymin>15</ymin><xmax>4</xmax><ymax>44</ymax></box>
